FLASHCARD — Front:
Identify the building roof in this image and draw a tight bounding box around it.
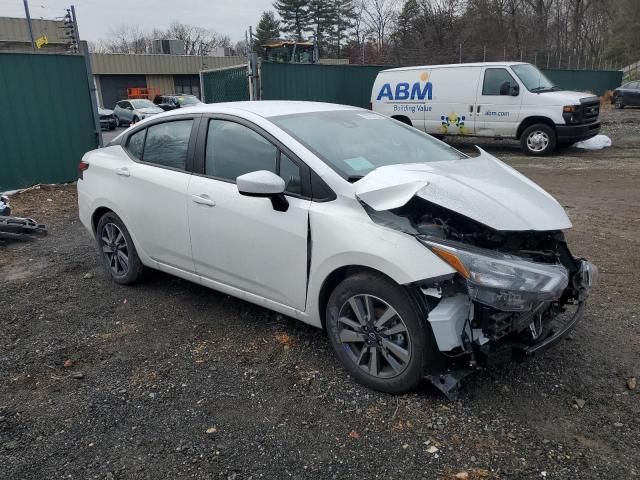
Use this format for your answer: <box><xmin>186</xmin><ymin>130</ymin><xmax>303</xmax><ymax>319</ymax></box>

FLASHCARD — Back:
<box><xmin>90</xmin><ymin>53</ymin><xmax>246</xmax><ymax>75</ymax></box>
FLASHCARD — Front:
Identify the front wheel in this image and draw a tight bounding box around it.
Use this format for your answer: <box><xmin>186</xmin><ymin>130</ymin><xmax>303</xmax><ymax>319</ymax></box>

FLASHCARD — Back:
<box><xmin>615</xmin><ymin>97</ymin><xmax>624</xmax><ymax>109</ymax></box>
<box><xmin>96</xmin><ymin>212</ymin><xmax>144</xmax><ymax>285</ymax></box>
<box><xmin>325</xmin><ymin>272</ymin><xmax>441</xmax><ymax>393</ymax></box>
<box><xmin>520</xmin><ymin>123</ymin><xmax>557</xmax><ymax>156</ymax></box>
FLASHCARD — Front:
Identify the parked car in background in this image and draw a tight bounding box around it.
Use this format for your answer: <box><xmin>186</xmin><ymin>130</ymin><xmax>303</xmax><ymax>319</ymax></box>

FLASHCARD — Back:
<box><xmin>98</xmin><ymin>108</ymin><xmax>118</xmax><ymax>130</ymax></box>
<box><xmin>371</xmin><ymin>62</ymin><xmax>601</xmax><ymax>156</ymax></box>
<box><xmin>153</xmin><ymin>94</ymin><xmax>204</xmax><ymax>111</ymax></box>
<box><xmin>613</xmin><ymin>81</ymin><xmax>640</xmax><ymax>108</ymax></box>
<box><xmin>113</xmin><ymin>99</ymin><xmax>163</xmax><ymax>126</ymax></box>
<box><xmin>77</xmin><ymin>101</ymin><xmax>596</xmax><ymax>396</ymax></box>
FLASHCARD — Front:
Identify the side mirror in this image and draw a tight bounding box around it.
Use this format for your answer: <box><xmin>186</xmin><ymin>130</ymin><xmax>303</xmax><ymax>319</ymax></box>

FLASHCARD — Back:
<box><xmin>499</xmin><ymin>81</ymin><xmax>511</xmax><ymax>95</ymax></box>
<box><xmin>237</xmin><ymin>170</ymin><xmax>289</xmax><ymax>212</ymax></box>
<box><xmin>510</xmin><ymin>84</ymin><xmax>520</xmax><ymax>96</ymax></box>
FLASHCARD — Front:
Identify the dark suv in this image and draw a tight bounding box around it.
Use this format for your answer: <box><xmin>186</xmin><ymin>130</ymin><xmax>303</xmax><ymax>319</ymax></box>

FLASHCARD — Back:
<box><xmin>153</xmin><ymin>94</ymin><xmax>203</xmax><ymax>111</ymax></box>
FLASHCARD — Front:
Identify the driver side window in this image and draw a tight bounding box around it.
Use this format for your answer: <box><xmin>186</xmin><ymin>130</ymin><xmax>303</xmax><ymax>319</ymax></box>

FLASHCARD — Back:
<box><xmin>205</xmin><ymin>119</ymin><xmax>302</xmax><ymax>195</ymax></box>
<box><xmin>482</xmin><ymin>68</ymin><xmax>518</xmax><ymax>95</ymax></box>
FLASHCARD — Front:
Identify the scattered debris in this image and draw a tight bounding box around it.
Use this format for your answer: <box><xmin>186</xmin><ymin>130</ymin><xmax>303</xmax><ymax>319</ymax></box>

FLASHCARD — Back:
<box><xmin>206</xmin><ymin>427</ymin><xmax>217</xmax><ymax>434</ymax></box>
<box><xmin>0</xmin><ymin>195</ymin><xmax>11</xmax><ymax>216</ymax></box>
<box><xmin>0</xmin><ymin>216</ymin><xmax>47</xmax><ymax>244</ymax></box>
<box><xmin>348</xmin><ymin>430</ymin><xmax>360</xmax><ymax>439</ymax></box>
<box><xmin>627</xmin><ymin>377</ymin><xmax>637</xmax><ymax>390</ymax></box>
<box><xmin>72</xmin><ymin>372</ymin><xmax>84</xmax><ymax>380</ymax></box>
<box><xmin>572</xmin><ymin>398</ymin><xmax>586</xmax><ymax>409</ymax></box>
<box><xmin>83</xmin><ymin>272</ymin><xmax>94</xmax><ymax>279</ymax></box>
<box><xmin>63</xmin><ymin>360</ymin><xmax>74</xmax><ymax>369</ymax></box>
<box><xmin>455</xmin><ymin>472</ymin><xmax>469</xmax><ymax>479</ymax></box>
<box><xmin>613</xmin><ymin>422</ymin><xmax>623</xmax><ymax>428</ymax></box>
<box><xmin>426</xmin><ymin>445</ymin><xmax>439</xmax><ymax>454</ymax></box>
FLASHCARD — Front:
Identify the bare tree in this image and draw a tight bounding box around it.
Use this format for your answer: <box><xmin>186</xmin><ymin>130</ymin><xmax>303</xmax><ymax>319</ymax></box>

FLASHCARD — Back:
<box><xmin>362</xmin><ymin>0</ymin><xmax>398</xmax><ymax>55</ymax></box>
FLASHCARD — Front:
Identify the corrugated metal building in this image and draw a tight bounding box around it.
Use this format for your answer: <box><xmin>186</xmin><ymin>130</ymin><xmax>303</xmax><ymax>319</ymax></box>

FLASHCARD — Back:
<box><xmin>0</xmin><ymin>17</ymin><xmax>68</xmax><ymax>52</ymax></box>
<box><xmin>90</xmin><ymin>53</ymin><xmax>246</xmax><ymax>108</ymax></box>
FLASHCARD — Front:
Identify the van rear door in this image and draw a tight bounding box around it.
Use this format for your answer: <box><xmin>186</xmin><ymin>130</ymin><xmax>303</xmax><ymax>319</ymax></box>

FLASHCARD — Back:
<box><xmin>424</xmin><ymin>66</ymin><xmax>481</xmax><ymax>137</ymax></box>
<box><xmin>475</xmin><ymin>66</ymin><xmax>523</xmax><ymax>137</ymax></box>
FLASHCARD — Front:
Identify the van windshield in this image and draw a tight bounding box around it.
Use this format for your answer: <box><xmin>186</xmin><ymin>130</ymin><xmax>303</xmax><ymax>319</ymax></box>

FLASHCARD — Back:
<box><xmin>512</xmin><ymin>64</ymin><xmax>559</xmax><ymax>92</ymax></box>
<box><xmin>270</xmin><ymin>110</ymin><xmax>465</xmax><ymax>180</ymax></box>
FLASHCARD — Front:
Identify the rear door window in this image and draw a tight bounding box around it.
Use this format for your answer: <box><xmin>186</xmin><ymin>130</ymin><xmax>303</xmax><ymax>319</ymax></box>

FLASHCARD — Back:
<box><xmin>142</xmin><ymin>119</ymin><xmax>193</xmax><ymax>170</ymax></box>
<box><xmin>126</xmin><ymin>129</ymin><xmax>146</xmax><ymax>160</ymax></box>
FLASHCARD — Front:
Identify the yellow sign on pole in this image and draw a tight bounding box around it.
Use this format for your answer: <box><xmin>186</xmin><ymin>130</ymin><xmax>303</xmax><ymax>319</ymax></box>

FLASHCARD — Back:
<box><xmin>35</xmin><ymin>34</ymin><xmax>48</xmax><ymax>49</ymax></box>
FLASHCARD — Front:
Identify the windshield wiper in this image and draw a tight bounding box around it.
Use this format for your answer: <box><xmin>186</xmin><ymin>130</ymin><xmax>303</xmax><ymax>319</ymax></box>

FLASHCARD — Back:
<box><xmin>530</xmin><ymin>86</ymin><xmax>558</xmax><ymax>93</ymax></box>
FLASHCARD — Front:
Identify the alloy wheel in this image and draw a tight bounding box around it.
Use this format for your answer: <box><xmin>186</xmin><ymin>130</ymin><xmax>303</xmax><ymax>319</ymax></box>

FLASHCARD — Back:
<box><xmin>100</xmin><ymin>222</ymin><xmax>129</xmax><ymax>276</ymax></box>
<box><xmin>336</xmin><ymin>294</ymin><xmax>411</xmax><ymax>379</ymax></box>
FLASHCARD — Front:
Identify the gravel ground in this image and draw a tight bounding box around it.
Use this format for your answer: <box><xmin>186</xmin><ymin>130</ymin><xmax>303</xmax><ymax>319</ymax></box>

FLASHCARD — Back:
<box><xmin>1</xmin><ymin>108</ymin><xmax>639</xmax><ymax>479</ymax></box>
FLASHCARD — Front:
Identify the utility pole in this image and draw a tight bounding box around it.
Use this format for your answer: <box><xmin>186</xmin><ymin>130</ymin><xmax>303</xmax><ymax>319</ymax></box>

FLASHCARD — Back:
<box><xmin>70</xmin><ymin>5</ymin><xmax>102</xmax><ymax>147</ymax></box>
<box><xmin>459</xmin><ymin>43</ymin><xmax>462</xmax><ymax>63</ymax></box>
<box><xmin>23</xmin><ymin>0</ymin><xmax>36</xmax><ymax>50</ymax></box>
<box><xmin>483</xmin><ymin>45</ymin><xmax>486</xmax><ymax>62</ymax></box>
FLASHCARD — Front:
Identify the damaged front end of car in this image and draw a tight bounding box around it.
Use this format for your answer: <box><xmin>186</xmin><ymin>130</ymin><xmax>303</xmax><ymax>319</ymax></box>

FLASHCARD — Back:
<box><xmin>355</xmin><ymin>150</ymin><xmax>597</xmax><ymax>398</ymax></box>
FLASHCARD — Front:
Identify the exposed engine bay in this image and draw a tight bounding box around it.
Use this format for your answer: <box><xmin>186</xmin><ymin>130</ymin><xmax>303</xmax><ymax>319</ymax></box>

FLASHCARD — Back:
<box><xmin>363</xmin><ymin>197</ymin><xmax>596</xmax><ymax>398</ymax></box>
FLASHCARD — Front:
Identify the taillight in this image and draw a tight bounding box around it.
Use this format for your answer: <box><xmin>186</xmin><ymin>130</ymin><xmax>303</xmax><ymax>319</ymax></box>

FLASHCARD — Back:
<box><xmin>78</xmin><ymin>160</ymin><xmax>89</xmax><ymax>179</ymax></box>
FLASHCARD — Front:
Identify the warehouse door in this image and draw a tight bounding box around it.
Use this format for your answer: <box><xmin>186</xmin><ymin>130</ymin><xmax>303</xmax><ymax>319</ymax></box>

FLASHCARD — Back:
<box><xmin>99</xmin><ymin>75</ymin><xmax>147</xmax><ymax>108</ymax></box>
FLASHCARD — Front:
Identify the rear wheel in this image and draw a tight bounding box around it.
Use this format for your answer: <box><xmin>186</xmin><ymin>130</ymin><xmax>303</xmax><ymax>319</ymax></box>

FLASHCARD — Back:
<box><xmin>96</xmin><ymin>212</ymin><xmax>144</xmax><ymax>285</ymax></box>
<box><xmin>520</xmin><ymin>123</ymin><xmax>557</xmax><ymax>156</ymax></box>
<box><xmin>325</xmin><ymin>272</ymin><xmax>440</xmax><ymax>393</ymax></box>
<box><xmin>615</xmin><ymin>97</ymin><xmax>624</xmax><ymax>109</ymax></box>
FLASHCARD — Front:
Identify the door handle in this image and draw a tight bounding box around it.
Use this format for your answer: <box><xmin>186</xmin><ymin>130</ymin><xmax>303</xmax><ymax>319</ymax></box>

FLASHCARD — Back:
<box><xmin>191</xmin><ymin>194</ymin><xmax>216</xmax><ymax>207</ymax></box>
<box><xmin>115</xmin><ymin>167</ymin><xmax>130</xmax><ymax>177</ymax></box>
<box><xmin>469</xmin><ymin>105</ymin><xmax>473</xmax><ymax>113</ymax></box>
<box><xmin>477</xmin><ymin>105</ymin><xmax>481</xmax><ymax>113</ymax></box>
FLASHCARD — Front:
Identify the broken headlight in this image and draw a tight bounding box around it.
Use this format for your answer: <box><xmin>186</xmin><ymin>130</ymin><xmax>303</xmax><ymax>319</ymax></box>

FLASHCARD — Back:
<box><xmin>417</xmin><ymin>236</ymin><xmax>569</xmax><ymax>312</ymax></box>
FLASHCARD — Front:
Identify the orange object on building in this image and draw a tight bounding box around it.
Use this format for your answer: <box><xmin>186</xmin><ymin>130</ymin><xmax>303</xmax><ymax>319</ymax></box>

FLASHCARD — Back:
<box><xmin>127</xmin><ymin>87</ymin><xmax>161</xmax><ymax>100</ymax></box>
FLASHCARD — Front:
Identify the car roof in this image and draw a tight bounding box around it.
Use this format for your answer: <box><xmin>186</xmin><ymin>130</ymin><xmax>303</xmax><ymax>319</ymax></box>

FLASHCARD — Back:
<box><xmin>381</xmin><ymin>61</ymin><xmax>529</xmax><ymax>72</ymax></box>
<box><xmin>152</xmin><ymin>100</ymin><xmax>360</xmax><ymax>119</ymax></box>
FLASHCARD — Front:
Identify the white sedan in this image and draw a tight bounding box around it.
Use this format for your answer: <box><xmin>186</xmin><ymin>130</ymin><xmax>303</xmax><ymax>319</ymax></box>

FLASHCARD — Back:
<box><xmin>77</xmin><ymin>101</ymin><xmax>595</xmax><ymax>396</ymax></box>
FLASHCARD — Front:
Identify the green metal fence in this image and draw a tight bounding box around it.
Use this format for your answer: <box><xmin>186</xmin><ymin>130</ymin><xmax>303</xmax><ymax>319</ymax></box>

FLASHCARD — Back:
<box><xmin>541</xmin><ymin>69</ymin><xmax>623</xmax><ymax>96</ymax></box>
<box><xmin>259</xmin><ymin>63</ymin><xmax>623</xmax><ymax>107</ymax></box>
<box><xmin>0</xmin><ymin>52</ymin><xmax>98</xmax><ymax>191</ymax></box>
<box><xmin>260</xmin><ymin>62</ymin><xmax>388</xmax><ymax>108</ymax></box>
<box><xmin>201</xmin><ymin>65</ymin><xmax>249</xmax><ymax>103</ymax></box>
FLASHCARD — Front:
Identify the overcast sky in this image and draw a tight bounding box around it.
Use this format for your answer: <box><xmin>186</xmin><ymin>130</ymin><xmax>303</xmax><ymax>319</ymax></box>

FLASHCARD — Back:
<box><xmin>1</xmin><ymin>0</ymin><xmax>274</xmax><ymax>43</ymax></box>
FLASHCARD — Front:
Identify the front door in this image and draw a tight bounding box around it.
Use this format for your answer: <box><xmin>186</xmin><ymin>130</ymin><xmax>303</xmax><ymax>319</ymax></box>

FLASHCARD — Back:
<box><xmin>188</xmin><ymin>117</ymin><xmax>310</xmax><ymax>311</ymax></box>
<box><xmin>476</xmin><ymin>67</ymin><xmax>523</xmax><ymax>137</ymax></box>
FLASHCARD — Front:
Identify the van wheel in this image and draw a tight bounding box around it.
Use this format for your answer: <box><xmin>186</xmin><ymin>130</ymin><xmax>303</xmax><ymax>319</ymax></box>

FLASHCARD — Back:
<box><xmin>392</xmin><ymin>116</ymin><xmax>412</xmax><ymax>126</ymax></box>
<box><xmin>520</xmin><ymin>123</ymin><xmax>556</xmax><ymax>156</ymax></box>
<box><xmin>325</xmin><ymin>272</ymin><xmax>441</xmax><ymax>393</ymax></box>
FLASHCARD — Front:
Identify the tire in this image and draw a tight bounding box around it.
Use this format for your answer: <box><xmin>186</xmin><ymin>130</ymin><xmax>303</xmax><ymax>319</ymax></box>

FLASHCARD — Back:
<box><xmin>132</xmin><ymin>116</ymin><xmax>139</xmax><ymax>124</ymax></box>
<box><xmin>615</xmin><ymin>97</ymin><xmax>624</xmax><ymax>109</ymax></box>
<box><xmin>392</xmin><ymin>116</ymin><xmax>412</xmax><ymax>126</ymax></box>
<box><xmin>96</xmin><ymin>211</ymin><xmax>144</xmax><ymax>285</ymax></box>
<box><xmin>114</xmin><ymin>115</ymin><xmax>120</xmax><ymax>127</ymax></box>
<box><xmin>520</xmin><ymin>123</ymin><xmax>557</xmax><ymax>156</ymax></box>
<box><xmin>325</xmin><ymin>272</ymin><xmax>441</xmax><ymax>393</ymax></box>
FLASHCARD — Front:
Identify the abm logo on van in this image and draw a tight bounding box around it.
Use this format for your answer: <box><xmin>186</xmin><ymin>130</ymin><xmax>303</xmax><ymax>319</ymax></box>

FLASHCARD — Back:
<box><xmin>377</xmin><ymin>71</ymin><xmax>433</xmax><ymax>102</ymax></box>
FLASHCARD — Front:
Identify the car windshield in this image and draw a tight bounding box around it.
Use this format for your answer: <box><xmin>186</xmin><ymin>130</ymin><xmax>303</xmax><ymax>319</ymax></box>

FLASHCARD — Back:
<box><xmin>270</xmin><ymin>110</ymin><xmax>465</xmax><ymax>180</ymax></box>
<box><xmin>511</xmin><ymin>64</ymin><xmax>558</xmax><ymax>92</ymax></box>
<box><xmin>130</xmin><ymin>99</ymin><xmax>156</xmax><ymax>109</ymax></box>
<box><xmin>177</xmin><ymin>95</ymin><xmax>200</xmax><ymax>105</ymax></box>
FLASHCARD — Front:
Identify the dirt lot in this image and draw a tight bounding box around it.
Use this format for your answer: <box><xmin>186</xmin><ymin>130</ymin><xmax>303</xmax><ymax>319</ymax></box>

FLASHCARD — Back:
<box><xmin>2</xmin><ymin>108</ymin><xmax>639</xmax><ymax>479</ymax></box>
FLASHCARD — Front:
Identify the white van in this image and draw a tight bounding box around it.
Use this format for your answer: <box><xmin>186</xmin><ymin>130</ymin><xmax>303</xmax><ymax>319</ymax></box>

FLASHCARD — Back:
<box><xmin>371</xmin><ymin>62</ymin><xmax>601</xmax><ymax>155</ymax></box>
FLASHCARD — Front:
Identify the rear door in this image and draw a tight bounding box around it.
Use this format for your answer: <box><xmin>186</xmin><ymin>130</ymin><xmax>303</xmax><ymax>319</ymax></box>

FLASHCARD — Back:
<box><xmin>425</xmin><ymin>66</ymin><xmax>481</xmax><ymax>136</ymax></box>
<box><xmin>476</xmin><ymin>67</ymin><xmax>523</xmax><ymax>137</ymax></box>
<box><xmin>118</xmin><ymin>116</ymin><xmax>199</xmax><ymax>272</ymax></box>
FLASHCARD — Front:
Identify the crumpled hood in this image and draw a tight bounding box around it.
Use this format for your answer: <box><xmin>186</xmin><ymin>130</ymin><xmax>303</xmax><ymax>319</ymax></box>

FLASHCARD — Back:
<box><xmin>354</xmin><ymin>148</ymin><xmax>572</xmax><ymax>231</ymax></box>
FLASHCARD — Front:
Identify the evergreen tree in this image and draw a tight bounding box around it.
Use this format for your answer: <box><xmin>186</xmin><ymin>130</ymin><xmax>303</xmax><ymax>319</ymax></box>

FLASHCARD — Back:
<box><xmin>254</xmin><ymin>11</ymin><xmax>281</xmax><ymax>52</ymax></box>
<box><xmin>273</xmin><ymin>0</ymin><xmax>311</xmax><ymax>40</ymax></box>
<box><xmin>331</xmin><ymin>0</ymin><xmax>355</xmax><ymax>56</ymax></box>
<box><xmin>308</xmin><ymin>0</ymin><xmax>338</xmax><ymax>53</ymax></box>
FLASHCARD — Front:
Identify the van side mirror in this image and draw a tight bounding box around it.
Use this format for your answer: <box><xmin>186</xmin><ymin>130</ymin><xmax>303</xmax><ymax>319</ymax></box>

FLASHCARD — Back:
<box><xmin>237</xmin><ymin>170</ymin><xmax>289</xmax><ymax>212</ymax></box>
<box><xmin>510</xmin><ymin>84</ymin><xmax>520</xmax><ymax>96</ymax></box>
<box><xmin>499</xmin><ymin>81</ymin><xmax>511</xmax><ymax>95</ymax></box>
